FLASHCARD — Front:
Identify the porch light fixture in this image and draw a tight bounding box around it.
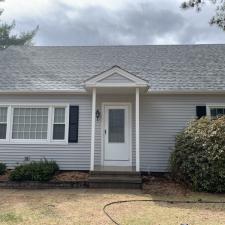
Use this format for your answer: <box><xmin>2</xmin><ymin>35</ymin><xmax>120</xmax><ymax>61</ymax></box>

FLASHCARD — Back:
<box><xmin>96</xmin><ymin>109</ymin><xmax>101</xmax><ymax>121</ymax></box>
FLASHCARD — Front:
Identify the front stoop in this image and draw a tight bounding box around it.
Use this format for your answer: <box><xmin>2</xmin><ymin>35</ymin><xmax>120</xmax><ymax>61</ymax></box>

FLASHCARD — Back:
<box><xmin>88</xmin><ymin>171</ymin><xmax>142</xmax><ymax>189</ymax></box>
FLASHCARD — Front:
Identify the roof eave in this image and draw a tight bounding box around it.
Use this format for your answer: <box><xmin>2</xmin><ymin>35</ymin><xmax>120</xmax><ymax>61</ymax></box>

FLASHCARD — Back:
<box><xmin>0</xmin><ymin>90</ymin><xmax>88</xmax><ymax>94</ymax></box>
<box><xmin>148</xmin><ymin>89</ymin><xmax>225</xmax><ymax>94</ymax></box>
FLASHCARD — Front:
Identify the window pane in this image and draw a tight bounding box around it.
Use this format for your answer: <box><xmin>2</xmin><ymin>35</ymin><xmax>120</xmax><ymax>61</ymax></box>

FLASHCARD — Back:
<box><xmin>0</xmin><ymin>124</ymin><xmax>6</xmax><ymax>139</ymax></box>
<box><xmin>54</xmin><ymin>108</ymin><xmax>65</xmax><ymax>123</ymax></box>
<box><xmin>217</xmin><ymin>108</ymin><xmax>224</xmax><ymax>116</ymax></box>
<box><xmin>12</xmin><ymin>108</ymin><xmax>48</xmax><ymax>139</ymax></box>
<box><xmin>108</xmin><ymin>109</ymin><xmax>125</xmax><ymax>143</ymax></box>
<box><xmin>210</xmin><ymin>107</ymin><xmax>225</xmax><ymax>118</ymax></box>
<box><xmin>0</xmin><ymin>107</ymin><xmax>7</xmax><ymax>123</ymax></box>
<box><xmin>210</xmin><ymin>108</ymin><xmax>216</xmax><ymax>117</ymax></box>
<box><xmin>53</xmin><ymin>124</ymin><xmax>65</xmax><ymax>140</ymax></box>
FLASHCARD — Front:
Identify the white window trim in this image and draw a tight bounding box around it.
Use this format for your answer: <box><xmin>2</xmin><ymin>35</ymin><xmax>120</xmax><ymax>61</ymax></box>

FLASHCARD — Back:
<box><xmin>0</xmin><ymin>103</ymin><xmax>69</xmax><ymax>144</ymax></box>
<box><xmin>0</xmin><ymin>106</ymin><xmax>8</xmax><ymax>142</ymax></box>
<box><xmin>51</xmin><ymin>106</ymin><xmax>69</xmax><ymax>143</ymax></box>
<box><xmin>206</xmin><ymin>104</ymin><xmax>225</xmax><ymax>118</ymax></box>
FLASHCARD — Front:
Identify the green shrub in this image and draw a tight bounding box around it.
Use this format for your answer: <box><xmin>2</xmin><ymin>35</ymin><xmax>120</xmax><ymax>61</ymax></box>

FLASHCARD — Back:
<box><xmin>170</xmin><ymin>116</ymin><xmax>225</xmax><ymax>192</ymax></box>
<box><xmin>10</xmin><ymin>160</ymin><xmax>59</xmax><ymax>182</ymax></box>
<box><xmin>0</xmin><ymin>162</ymin><xmax>6</xmax><ymax>175</ymax></box>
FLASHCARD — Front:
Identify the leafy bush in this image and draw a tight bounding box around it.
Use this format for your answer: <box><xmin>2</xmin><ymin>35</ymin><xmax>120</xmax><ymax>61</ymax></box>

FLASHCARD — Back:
<box><xmin>170</xmin><ymin>116</ymin><xmax>225</xmax><ymax>193</ymax></box>
<box><xmin>0</xmin><ymin>163</ymin><xmax>6</xmax><ymax>175</ymax></box>
<box><xmin>10</xmin><ymin>160</ymin><xmax>59</xmax><ymax>182</ymax></box>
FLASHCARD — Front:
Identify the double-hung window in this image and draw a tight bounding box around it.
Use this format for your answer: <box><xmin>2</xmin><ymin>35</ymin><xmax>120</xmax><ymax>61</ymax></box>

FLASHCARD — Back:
<box><xmin>53</xmin><ymin>107</ymin><xmax>66</xmax><ymax>140</ymax></box>
<box><xmin>0</xmin><ymin>107</ymin><xmax>7</xmax><ymax>139</ymax></box>
<box><xmin>207</xmin><ymin>105</ymin><xmax>225</xmax><ymax>119</ymax></box>
<box><xmin>0</xmin><ymin>105</ymin><xmax>69</xmax><ymax>143</ymax></box>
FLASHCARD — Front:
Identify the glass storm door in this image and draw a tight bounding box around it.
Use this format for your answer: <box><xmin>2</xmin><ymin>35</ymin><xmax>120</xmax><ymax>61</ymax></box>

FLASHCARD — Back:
<box><xmin>104</xmin><ymin>104</ymin><xmax>131</xmax><ymax>166</ymax></box>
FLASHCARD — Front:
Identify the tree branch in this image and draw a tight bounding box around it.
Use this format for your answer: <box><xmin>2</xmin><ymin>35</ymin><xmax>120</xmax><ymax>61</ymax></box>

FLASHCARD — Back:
<box><xmin>181</xmin><ymin>0</ymin><xmax>225</xmax><ymax>30</ymax></box>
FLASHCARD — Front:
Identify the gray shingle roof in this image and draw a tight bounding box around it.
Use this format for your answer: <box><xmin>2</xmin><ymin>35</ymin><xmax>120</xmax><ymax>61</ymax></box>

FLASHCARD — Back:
<box><xmin>0</xmin><ymin>45</ymin><xmax>225</xmax><ymax>92</ymax></box>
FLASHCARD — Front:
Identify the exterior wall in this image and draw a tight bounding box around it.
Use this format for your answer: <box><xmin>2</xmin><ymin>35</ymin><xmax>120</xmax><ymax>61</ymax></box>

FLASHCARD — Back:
<box><xmin>94</xmin><ymin>94</ymin><xmax>136</xmax><ymax>167</ymax></box>
<box><xmin>140</xmin><ymin>94</ymin><xmax>225</xmax><ymax>172</ymax></box>
<box><xmin>1</xmin><ymin>93</ymin><xmax>225</xmax><ymax>172</ymax></box>
<box><xmin>98</xmin><ymin>73</ymin><xmax>134</xmax><ymax>84</ymax></box>
<box><xmin>0</xmin><ymin>94</ymin><xmax>92</xmax><ymax>170</ymax></box>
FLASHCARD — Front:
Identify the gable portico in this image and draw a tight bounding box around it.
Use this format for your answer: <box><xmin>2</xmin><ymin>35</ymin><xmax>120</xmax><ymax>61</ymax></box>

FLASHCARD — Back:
<box><xmin>85</xmin><ymin>66</ymin><xmax>148</xmax><ymax>172</ymax></box>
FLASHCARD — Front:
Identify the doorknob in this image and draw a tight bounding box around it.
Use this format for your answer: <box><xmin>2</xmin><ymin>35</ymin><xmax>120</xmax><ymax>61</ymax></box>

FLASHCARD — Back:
<box><xmin>104</xmin><ymin>129</ymin><xmax>107</xmax><ymax>134</ymax></box>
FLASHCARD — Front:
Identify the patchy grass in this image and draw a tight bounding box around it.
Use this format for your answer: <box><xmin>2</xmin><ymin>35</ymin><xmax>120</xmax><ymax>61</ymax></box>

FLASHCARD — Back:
<box><xmin>0</xmin><ymin>212</ymin><xmax>22</xmax><ymax>224</ymax></box>
<box><xmin>0</xmin><ymin>186</ymin><xmax>224</xmax><ymax>225</ymax></box>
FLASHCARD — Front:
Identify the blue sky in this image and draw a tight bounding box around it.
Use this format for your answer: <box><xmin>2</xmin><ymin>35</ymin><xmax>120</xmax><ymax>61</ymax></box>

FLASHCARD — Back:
<box><xmin>1</xmin><ymin>0</ymin><xmax>225</xmax><ymax>45</ymax></box>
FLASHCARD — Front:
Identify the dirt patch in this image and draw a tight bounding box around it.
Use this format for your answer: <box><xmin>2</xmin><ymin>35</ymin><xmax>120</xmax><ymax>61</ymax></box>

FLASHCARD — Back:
<box><xmin>142</xmin><ymin>175</ymin><xmax>190</xmax><ymax>195</ymax></box>
<box><xmin>52</xmin><ymin>171</ymin><xmax>89</xmax><ymax>182</ymax></box>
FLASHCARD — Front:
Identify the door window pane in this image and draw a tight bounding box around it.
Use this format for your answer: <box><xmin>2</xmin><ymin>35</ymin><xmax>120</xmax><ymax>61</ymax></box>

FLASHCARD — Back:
<box><xmin>108</xmin><ymin>109</ymin><xmax>125</xmax><ymax>143</ymax></box>
<box><xmin>12</xmin><ymin>108</ymin><xmax>48</xmax><ymax>139</ymax></box>
<box><xmin>0</xmin><ymin>107</ymin><xmax>7</xmax><ymax>139</ymax></box>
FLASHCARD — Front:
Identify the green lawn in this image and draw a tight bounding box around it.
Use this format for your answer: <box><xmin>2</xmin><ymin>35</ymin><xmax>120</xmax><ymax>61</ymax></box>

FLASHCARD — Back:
<box><xmin>0</xmin><ymin>188</ymin><xmax>224</xmax><ymax>225</ymax></box>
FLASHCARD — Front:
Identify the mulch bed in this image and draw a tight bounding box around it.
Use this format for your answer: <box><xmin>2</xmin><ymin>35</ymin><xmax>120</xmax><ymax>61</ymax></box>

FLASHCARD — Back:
<box><xmin>0</xmin><ymin>171</ymin><xmax>189</xmax><ymax>193</ymax></box>
<box><xmin>0</xmin><ymin>171</ymin><xmax>89</xmax><ymax>182</ymax></box>
<box><xmin>0</xmin><ymin>170</ymin><xmax>10</xmax><ymax>181</ymax></box>
<box><xmin>51</xmin><ymin>171</ymin><xmax>89</xmax><ymax>182</ymax></box>
<box><xmin>142</xmin><ymin>175</ymin><xmax>190</xmax><ymax>195</ymax></box>
<box><xmin>0</xmin><ymin>171</ymin><xmax>89</xmax><ymax>189</ymax></box>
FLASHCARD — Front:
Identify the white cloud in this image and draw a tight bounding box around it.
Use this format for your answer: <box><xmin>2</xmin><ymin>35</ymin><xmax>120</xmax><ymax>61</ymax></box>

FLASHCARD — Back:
<box><xmin>1</xmin><ymin>0</ymin><xmax>225</xmax><ymax>45</ymax></box>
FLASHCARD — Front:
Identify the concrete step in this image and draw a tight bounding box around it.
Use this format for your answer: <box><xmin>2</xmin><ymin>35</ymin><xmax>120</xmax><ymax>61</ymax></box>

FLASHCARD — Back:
<box><xmin>89</xmin><ymin>176</ymin><xmax>141</xmax><ymax>183</ymax></box>
<box><xmin>88</xmin><ymin>173</ymin><xmax>142</xmax><ymax>189</ymax></box>
<box><xmin>89</xmin><ymin>182</ymin><xmax>142</xmax><ymax>189</ymax></box>
<box><xmin>90</xmin><ymin>170</ymin><xmax>140</xmax><ymax>176</ymax></box>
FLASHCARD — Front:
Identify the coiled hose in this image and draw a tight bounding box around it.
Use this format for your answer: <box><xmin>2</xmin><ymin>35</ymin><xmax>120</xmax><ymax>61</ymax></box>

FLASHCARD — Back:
<box><xmin>103</xmin><ymin>199</ymin><xmax>225</xmax><ymax>225</ymax></box>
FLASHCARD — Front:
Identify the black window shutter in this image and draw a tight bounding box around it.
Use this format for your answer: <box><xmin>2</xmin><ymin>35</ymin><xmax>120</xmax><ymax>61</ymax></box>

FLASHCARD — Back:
<box><xmin>69</xmin><ymin>106</ymin><xmax>79</xmax><ymax>143</ymax></box>
<box><xmin>196</xmin><ymin>106</ymin><xmax>206</xmax><ymax>119</ymax></box>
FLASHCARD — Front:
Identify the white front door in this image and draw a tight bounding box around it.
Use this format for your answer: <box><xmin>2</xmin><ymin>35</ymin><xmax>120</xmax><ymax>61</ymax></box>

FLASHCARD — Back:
<box><xmin>103</xmin><ymin>104</ymin><xmax>131</xmax><ymax>166</ymax></box>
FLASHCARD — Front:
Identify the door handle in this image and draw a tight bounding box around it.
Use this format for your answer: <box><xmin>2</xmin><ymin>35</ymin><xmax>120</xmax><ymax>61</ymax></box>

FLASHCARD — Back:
<box><xmin>104</xmin><ymin>129</ymin><xmax>107</xmax><ymax>135</ymax></box>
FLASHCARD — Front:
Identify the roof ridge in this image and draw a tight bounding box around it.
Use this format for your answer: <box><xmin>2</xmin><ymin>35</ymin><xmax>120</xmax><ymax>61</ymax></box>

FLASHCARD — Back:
<box><xmin>6</xmin><ymin>44</ymin><xmax>225</xmax><ymax>48</ymax></box>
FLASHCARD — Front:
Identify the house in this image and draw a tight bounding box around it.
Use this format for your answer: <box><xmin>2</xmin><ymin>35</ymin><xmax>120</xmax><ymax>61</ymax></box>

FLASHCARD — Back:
<box><xmin>0</xmin><ymin>45</ymin><xmax>225</xmax><ymax>173</ymax></box>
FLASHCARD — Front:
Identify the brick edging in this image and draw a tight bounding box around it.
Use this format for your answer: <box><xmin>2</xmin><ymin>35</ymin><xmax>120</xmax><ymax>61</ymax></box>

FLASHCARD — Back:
<box><xmin>0</xmin><ymin>180</ymin><xmax>88</xmax><ymax>189</ymax></box>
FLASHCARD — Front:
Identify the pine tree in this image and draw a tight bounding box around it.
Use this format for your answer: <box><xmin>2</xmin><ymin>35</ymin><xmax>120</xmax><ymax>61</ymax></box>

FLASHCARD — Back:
<box><xmin>0</xmin><ymin>0</ymin><xmax>38</xmax><ymax>49</ymax></box>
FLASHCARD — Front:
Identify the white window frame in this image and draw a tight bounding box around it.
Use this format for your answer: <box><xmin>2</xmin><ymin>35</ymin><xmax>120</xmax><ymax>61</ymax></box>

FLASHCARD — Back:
<box><xmin>0</xmin><ymin>103</ymin><xmax>69</xmax><ymax>144</ymax></box>
<box><xmin>51</xmin><ymin>106</ymin><xmax>69</xmax><ymax>143</ymax></box>
<box><xmin>206</xmin><ymin>104</ymin><xmax>225</xmax><ymax>119</ymax></box>
<box><xmin>0</xmin><ymin>105</ymin><xmax>10</xmax><ymax>142</ymax></box>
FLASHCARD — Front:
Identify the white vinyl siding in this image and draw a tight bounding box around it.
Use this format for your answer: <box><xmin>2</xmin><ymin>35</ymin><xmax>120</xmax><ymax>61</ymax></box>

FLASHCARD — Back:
<box><xmin>1</xmin><ymin>93</ymin><xmax>225</xmax><ymax>172</ymax></box>
<box><xmin>140</xmin><ymin>94</ymin><xmax>225</xmax><ymax>172</ymax></box>
<box><xmin>0</xmin><ymin>94</ymin><xmax>91</xmax><ymax>170</ymax></box>
<box><xmin>98</xmin><ymin>73</ymin><xmax>135</xmax><ymax>84</ymax></box>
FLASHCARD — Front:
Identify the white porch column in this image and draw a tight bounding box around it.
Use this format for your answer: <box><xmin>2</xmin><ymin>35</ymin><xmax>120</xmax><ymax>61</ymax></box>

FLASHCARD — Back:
<box><xmin>135</xmin><ymin>87</ymin><xmax>140</xmax><ymax>172</ymax></box>
<box><xmin>90</xmin><ymin>87</ymin><xmax>96</xmax><ymax>171</ymax></box>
